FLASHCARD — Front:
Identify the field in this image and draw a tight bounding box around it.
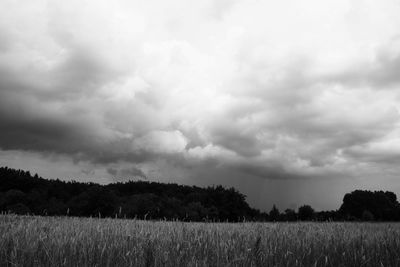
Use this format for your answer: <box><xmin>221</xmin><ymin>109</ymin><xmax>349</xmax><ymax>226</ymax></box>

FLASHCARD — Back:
<box><xmin>1</xmin><ymin>215</ymin><xmax>400</xmax><ymax>266</ymax></box>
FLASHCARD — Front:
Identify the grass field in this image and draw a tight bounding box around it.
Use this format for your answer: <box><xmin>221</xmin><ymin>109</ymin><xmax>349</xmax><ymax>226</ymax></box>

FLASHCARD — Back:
<box><xmin>1</xmin><ymin>215</ymin><xmax>400</xmax><ymax>266</ymax></box>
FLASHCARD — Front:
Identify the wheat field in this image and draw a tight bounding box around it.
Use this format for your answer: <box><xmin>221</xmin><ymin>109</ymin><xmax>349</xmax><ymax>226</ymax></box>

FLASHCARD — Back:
<box><xmin>1</xmin><ymin>215</ymin><xmax>400</xmax><ymax>266</ymax></box>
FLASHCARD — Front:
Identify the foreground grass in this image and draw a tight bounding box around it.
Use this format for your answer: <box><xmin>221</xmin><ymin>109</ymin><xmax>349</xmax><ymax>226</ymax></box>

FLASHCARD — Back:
<box><xmin>1</xmin><ymin>215</ymin><xmax>400</xmax><ymax>266</ymax></box>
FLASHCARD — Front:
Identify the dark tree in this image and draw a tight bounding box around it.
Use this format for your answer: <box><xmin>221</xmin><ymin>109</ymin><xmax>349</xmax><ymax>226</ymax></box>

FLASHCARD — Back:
<box><xmin>339</xmin><ymin>190</ymin><xmax>400</xmax><ymax>221</ymax></box>
<box><xmin>0</xmin><ymin>166</ymin><xmax>265</xmax><ymax>222</ymax></box>
<box><xmin>4</xmin><ymin>166</ymin><xmax>400</xmax><ymax>222</ymax></box>
<box><xmin>283</xmin><ymin>208</ymin><xmax>297</xmax><ymax>221</ymax></box>
<box><xmin>298</xmin><ymin>205</ymin><xmax>314</xmax><ymax>221</ymax></box>
<box><xmin>361</xmin><ymin>210</ymin><xmax>374</xmax><ymax>221</ymax></box>
<box><xmin>269</xmin><ymin>205</ymin><xmax>280</xmax><ymax>221</ymax></box>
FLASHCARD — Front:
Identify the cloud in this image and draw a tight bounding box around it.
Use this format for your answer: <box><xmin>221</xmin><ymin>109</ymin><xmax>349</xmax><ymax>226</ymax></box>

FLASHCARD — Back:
<box><xmin>132</xmin><ymin>130</ymin><xmax>188</xmax><ymax>154</ymax></box>
<box><xmin>323</xmin><ymin>38</ymin><xmax>400</xmax><ymax>88</ymax></box>
<box><xmin>1</xmin><ymin>0</ymin><xmax>400</xmax><ymax>212</ymax></box>
<box><xmin>107</xmin><ymin>166</ymin><xmax>147</xmax><ymax>180</ymax></box>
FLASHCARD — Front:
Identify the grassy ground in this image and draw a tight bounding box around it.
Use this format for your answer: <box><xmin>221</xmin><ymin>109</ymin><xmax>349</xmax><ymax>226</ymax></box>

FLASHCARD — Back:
<box><xmin>1</xmin><ymin>215</ymin><xmax>400</xmax><ymax>266</ymax></box>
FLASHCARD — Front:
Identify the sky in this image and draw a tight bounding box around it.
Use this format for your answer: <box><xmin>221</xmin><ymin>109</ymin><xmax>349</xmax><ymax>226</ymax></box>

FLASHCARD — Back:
<box><xmin>1</xmin><ymin>0</ymin><xmax>400</xmax><ymax>212</ymax></box>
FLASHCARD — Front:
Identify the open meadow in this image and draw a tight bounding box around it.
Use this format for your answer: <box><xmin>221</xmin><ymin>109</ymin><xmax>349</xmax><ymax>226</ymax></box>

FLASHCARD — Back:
<box><xmin>1</xmin><ymin>215</ymin><xmax>400</xmax><ymax>266</ymax></box>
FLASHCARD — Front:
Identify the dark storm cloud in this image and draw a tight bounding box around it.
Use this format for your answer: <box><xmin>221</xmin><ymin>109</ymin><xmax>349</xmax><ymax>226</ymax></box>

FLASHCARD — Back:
<box><xmin>0</xmin><ymin>58</ymin><xmax>102</xmax><ymax>156</ymax></box>
<box><xmin>234</xmin><ymin>162</ymin><xmax>311</xmax><ymax>180</ymax></box>
<box><xmin>47</xmin><ymin>48</ymin><xmax>117</xmax><ymax>100</ymax></box>
<box><xmin>208</xmin><ymin>122</ymin><xmax>262</xmax><ymax>157</ymax></box>
<box><xmin>0</xmin><ymin>52</ymin><xmax>188</xmax><ymax>165</ymax></box>
<box><xmin>107</xmin><ymin>166</ymin><xmax>147</xmax><ymax>180</ymax></box>
<box><xmin>344</xmin><ymin>147</ymin><xmax>400</xmax><ymax>165</ymax></box>
<box><xmin>1</xmin><ymin>0</ymin><xmax>400</xmax><ymax>207</ymax></box>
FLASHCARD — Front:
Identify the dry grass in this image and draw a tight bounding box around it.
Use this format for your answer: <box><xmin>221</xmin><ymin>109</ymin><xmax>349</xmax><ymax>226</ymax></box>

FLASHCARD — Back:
<box><xmin>1</xmin><ymin>215</ymin><xmax>400</xmax><ymax>266</ymax></box>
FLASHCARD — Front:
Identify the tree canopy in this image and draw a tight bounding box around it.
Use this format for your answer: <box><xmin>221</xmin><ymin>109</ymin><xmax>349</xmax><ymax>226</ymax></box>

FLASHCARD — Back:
<box><xmin>0</xmin><ymin>166</ymin><xmax>262</xmax><ymax>221</ymax></box>
<box><xmin>339</xmin><ymin>190</ymin><xmax>400</xmax><ymax>221</ymax></box>
<box><xmin>2</xmin><ymin>166</ymin><xmax>400</xmax><ymax>222</ymax></box>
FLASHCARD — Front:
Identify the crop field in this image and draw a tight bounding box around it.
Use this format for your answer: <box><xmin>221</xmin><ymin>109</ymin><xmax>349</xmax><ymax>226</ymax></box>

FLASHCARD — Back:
<box><xmin>1</xmin><ymin>215</ymin><xmax>400</xmax><ymax>266</ymax></box>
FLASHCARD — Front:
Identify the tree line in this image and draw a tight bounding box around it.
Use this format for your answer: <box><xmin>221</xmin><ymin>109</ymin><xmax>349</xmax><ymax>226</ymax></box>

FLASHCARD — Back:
<box><xmin>1</xmin><ymin>166</ymin><xmax>400</xmax><ymax>221</ymax></box>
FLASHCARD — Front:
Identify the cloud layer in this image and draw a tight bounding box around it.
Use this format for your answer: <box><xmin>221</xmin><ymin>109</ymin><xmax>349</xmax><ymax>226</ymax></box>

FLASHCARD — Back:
<box><xmin>1</xmin><ymin>0</ymin><xmax>400</xmax><ymax>210</ymax></box>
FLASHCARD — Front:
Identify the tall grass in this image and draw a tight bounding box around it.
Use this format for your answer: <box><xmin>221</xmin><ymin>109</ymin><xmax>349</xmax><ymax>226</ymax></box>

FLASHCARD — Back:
<box><xmin>1</xmin><ymin>215</ymin><xmax>400</xmax><ymax>266</ymax></box>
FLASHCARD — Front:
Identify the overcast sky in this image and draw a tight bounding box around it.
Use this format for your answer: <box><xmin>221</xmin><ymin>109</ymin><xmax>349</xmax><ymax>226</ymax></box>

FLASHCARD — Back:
<box><xmin>1</xmin><ymin>0</ymin><xmax>400</xmax><ymax>211</ymax></box>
